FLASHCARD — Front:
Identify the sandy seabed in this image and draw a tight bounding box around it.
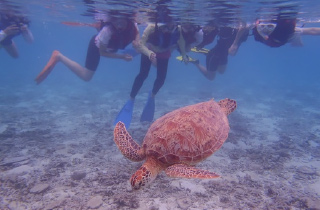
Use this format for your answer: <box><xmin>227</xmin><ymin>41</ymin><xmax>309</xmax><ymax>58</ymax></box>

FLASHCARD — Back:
<box><xmin>0</xmin><ymin>82</ymin><xmax>319</xmax><ymax>210</ymax></box>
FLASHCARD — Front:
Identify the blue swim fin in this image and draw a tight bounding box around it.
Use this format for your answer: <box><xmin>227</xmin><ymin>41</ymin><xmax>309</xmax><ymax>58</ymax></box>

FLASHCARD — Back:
<box><xmin>140</xmin><ymin>93</ymin><xmax>155</xmax><ymax>122</ymax></box>
<box><xmin>114</xmin><ymin>99</ymin><xmax>134</xmax><ymax>129</ymax></box>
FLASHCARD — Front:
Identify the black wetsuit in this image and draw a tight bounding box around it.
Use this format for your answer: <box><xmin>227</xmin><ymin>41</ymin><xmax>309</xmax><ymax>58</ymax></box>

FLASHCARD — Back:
<box><xmin>85</xmin><ymin>35</ymin><xmax>100</xmax><ymax>71</ymax></box>
<box><xmin>206</xmin><ymin>27</ymin><xmax>238</xmax><ymax>72</ymax></box>
<box><xmin>195</xmin><ymin>26</ymin><xmax>239</xmax><ymax>72</ymax></box>
<box><xmin>130</xmin><ymin>53</ymin><xmax>169</xmax><ymax>98</ymax></box>
<box><xmin>130</xmin><ymin>25</ymin><xmax>179</xmax><ymax>98</ymax></box>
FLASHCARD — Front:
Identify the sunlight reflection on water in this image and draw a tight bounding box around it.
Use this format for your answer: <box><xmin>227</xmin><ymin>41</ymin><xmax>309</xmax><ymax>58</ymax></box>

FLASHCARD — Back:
<box><xmin>1</xmin><ymin>0</ymin><xmax>320</xmax><ymax>25</ymax></box>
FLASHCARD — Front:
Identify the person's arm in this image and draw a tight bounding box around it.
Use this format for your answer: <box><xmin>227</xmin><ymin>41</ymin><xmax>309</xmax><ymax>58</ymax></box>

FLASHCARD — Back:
<box><xmin>177</xmin><ymin>25</ymin><xmax>188</xmax><ymax>63</ymax></box>
<box><xmin>131</xmin><ymin>23</ymin><xmax>140</xmax><ymax>50</ymax></box>
<box><xmin>135</xmin><ymin>24</ymin><xmax>155</xmax><ymax>59</ymax></box>
<box><xmin>0</xmin><ymin>25</ymin><xmax>20</xmax><ymax>41</ymax></box>
<box><xmin>97</xmin><ymin>26</ymin><xmax>132</xmax><ymax>61</ymax></box>
<box><xmin>300</xmin><ymin>27</ymin><xmax>320</xmax><ymax>35</ymax></box>
<box><xmin>20</xmin><ymin>24</ymin><xmax>34</xmax><ymax>43</ymax></box>
<box><xmin>99</xmin><ymin>44</ymin><xmax>132</xmax><ymax>61</ymax></box>
<box><xmin>228</xmin><ymin>24</ymin><xmax>249</xmax><ymax>56</ymax></box>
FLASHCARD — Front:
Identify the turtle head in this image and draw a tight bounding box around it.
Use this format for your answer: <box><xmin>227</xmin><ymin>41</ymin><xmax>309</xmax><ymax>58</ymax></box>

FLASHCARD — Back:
<box><xmin>130</xmin><ymin>165</ymin><xmax>153</xmax><ymax>190</ymax></box>
<box><xmin>218</xmin><ymin>98</ymin><xmax>237</xmax><ymax>116</ymax></box>
<box><xmin>130</xmin><ymin>158</ymin><xmax>162</xmax><ymax>190</ymax></box>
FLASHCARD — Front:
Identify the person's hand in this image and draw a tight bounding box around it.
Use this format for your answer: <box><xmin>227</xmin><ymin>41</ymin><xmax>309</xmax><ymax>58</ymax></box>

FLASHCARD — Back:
<box><xmin>3</xmin><ymin>25</ymin><xmax>20</xmax><ymax>36</ymax></box>
<box><xmin>122</xmin><ymin>54</ymin><xmax>133</xmax><ymax>61</ymax></box>
<box><xmin>20</xmin><ymin>24</ymin><xmax>28</xmax><ymax>32</ymax></box>
<box><xmin>132</xmin><ymin>40</ymin><xmax>140</xmax><ymax>48</ymax></box>
<box><xmin>149</xmin><ymin>52</ymin><xmax>157</xmax><ymax>66</ymax></box>
<box><xmin>182</xmin><ymin>55</ymin><xmax>189</xmax><ymax>64</ymax></box>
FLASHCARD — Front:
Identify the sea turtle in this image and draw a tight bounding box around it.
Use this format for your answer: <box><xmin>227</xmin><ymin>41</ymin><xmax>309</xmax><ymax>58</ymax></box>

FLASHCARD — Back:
<box><xmin>113</xmin><ymin>98</ymin><xmax>236</xmax><ymax>190</ymax></box>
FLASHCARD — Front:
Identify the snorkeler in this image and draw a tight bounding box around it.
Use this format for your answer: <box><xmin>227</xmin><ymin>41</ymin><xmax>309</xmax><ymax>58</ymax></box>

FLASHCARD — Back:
<box><xmin>34</xmin><ymin>15</ymin><xmax>140</xmax><ymax>84</ymax></box>
<box><xmin>230</xmin><ymin>7</ymin><xmax>320</xmax><ymax>51</ymax></box>
<box><xmin>0</xmin><ymin>12</ymin><xmax>34</xmax><ymax>58</ymax></box>
<box><xmin>187</xmin><ymin>24</ymin><xmax>248</xmax><ymax>81</ymax></box>
<box><xmin>250</xmin><ymin>18</ymin><xmax>320</xmax><ymax>48</ymax></box>
<box><xmin>114</xmin><ymin>21</ymin><xmax>180</xmax><ymax>128</ymax></box>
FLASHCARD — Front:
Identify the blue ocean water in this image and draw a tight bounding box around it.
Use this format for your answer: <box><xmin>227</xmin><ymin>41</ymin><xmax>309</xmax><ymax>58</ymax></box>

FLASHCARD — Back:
<box><xmin>1</xmin><ymin>1</ymin><xmax>320</xmax><ymax>209</ymax></box>
<box><xmin>0</xmin><ymin>1</ymin><xmax>319</xmax><ymax>96</ymax></box>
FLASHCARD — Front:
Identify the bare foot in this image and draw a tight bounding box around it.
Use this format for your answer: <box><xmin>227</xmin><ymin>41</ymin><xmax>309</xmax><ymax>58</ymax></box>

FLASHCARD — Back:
<box><xmin>35</xmin><ymin>50</ymin><xmax>60</xmax><ymax>84</ymax></box>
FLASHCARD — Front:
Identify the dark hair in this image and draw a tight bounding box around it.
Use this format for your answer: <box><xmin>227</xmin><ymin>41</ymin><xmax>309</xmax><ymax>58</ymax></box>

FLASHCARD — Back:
<box><xmin>1</xmin><ymin>13</ymin><xmax>30</xmax><ymax>27</ymax></box>
<box><xmin>148</xmin><ymin>23</ymin><xmax>179</xmax><ymax>48</ymax></box>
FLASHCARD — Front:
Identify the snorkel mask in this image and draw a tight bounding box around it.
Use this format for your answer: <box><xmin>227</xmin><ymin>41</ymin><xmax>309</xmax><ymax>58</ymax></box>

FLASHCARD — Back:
<box><xmin>256</xmin><ymin>21</ymin><xmax>276</xmax><ymax>40</ymax></box>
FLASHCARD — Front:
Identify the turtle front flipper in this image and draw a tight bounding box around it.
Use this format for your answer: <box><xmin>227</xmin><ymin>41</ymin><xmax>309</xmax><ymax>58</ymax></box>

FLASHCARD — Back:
<box><xmin>114</xmin><ymin>121</ymin><xmax>145</xmax><ymax>162</ymax></box>
<box><xmin>165</xmin><ymin>164</ymin><xmax>220</xmax><ymax>179</ymax></box>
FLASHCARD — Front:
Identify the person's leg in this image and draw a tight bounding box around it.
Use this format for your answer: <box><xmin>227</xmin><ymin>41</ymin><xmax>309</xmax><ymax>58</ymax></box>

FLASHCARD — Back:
<box><xmin>217</xmin><ymin>65</ymin><xmax>227</xmax><ymax>74</ymax></box>
<box><xmin>217</xmin><ymin>46</ymin><xmax>229</xmax><ymax>75</ymax></box>
<box><xmin>115</xmin><ymin>54</ymin><xmax>151</xmax><ymax>128</ymax></box>
<box><xmin>61</xmin><ymin>34</ymin><xmax>100</xmax><ymax>81</ymax></box>
<box><xmin>192</xmin><ymin>47</ymin><xmax>218</xmax><ymax>81</ymax></box>
<box><xmin>203</xmin><ymin>28</ymin><xmax>235</xmax><ymax>79</ymax></box>
<box><xmin>189</xmin><ymin>47</ymin><xmax>216</xmax><ymax>80</ymax></box>
<box><xmin>152</xmin><ymin>57</ymin><xmax>169</xmax><ymax>96</ymax></box>
<box><xmin>193</xmin><ymin>62</ymin><xmax>216</xmax><ymax>81</ymax></box>
<box><xmin>206</xmin><ymin>47</ymin><xmax>220</xmax><ymax>71</ymax></box>
<box><xmin>3</xmin><ymin>41</ymin><xmax>19</xmax><ymax>58</ymax></box>
<box><xmin>130</xmin><ymin>54</ymin><xmax>152</xmax><ymax>99</ymax></box>
<box><xmin>35</xmin><ymin>35</ymin><xmax>98</xmax><ymax>84</ymax></box>
<box><xmin>140</xmin><ymin>57</ymin><xmax>168</xmax><ymax>122</ymax></box>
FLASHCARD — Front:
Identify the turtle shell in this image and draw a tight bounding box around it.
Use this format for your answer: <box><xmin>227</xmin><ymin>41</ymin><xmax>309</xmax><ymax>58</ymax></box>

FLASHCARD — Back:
<box><xmin>142</xmin><ymin>99</ymin><xmax>230</xmax><ymax>166</ymax></box>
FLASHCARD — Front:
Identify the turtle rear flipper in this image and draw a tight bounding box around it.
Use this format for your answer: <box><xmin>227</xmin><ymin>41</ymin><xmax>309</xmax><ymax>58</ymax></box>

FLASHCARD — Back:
<box><xmin>165</xmin><ymin>164</ymin><xmax>220</xmax><ymax>179</ymax></box>
<box><xmin>114</xmin><ymin>122</ymin><xmax>145</xmax><ymax>162</ymax></box>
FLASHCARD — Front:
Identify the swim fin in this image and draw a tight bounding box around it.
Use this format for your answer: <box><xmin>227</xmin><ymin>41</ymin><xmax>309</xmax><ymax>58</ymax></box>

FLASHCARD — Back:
<box><xmin>61</xmin><ymin>21</ymin><xmax>101</xmax><ymax>30</ymax></box>
<box><xmin>114</xmin><ymin>99</ymin><xmax>134</xmax><ymax>129</ymax></box>
<box><xmin>140</xmin><ymin>93</ymin><xmax>155</xmax><ymax>122</ymax></box>
<box><xmin>191</xmin><ymin>47</ymin><xmax>210</xmax><ymax>54</ymax></box>
<box><xmin>176</xmin><ymin>55</ymin><xmax>199</xmax><ymax>64</ymax></box>
<box><xmin>35</xmin><ymin>50</ymin><xmax>60</xmax><ymax>84</ymax></box>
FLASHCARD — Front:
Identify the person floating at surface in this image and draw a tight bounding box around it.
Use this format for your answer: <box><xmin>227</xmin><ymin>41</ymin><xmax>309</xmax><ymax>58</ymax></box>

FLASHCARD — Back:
<box><xmin>114</xmin><ymin>21</ymin><xmax>180</xmax><ymax>128</ymax></box>
<box><xmin>190</xmin><ymin>24</ymin><xmax>248</xmax><ymax>81</ymax></box>
<box><xmin>0</xmin><ymin>13</ymin><xmax>34</xmax><ymax>58</ymax></box>
<box><xmin>230</xmin><ymin>14</ymin><xmax>320</xmax><ymax>51</ymax></box>
<box><xmin>34</xmin><ymin>15</ymin><xmax>140</xmax><ymax>84</ymax></box>
<box><xmin>252</xmin><ymin>18</ymin><xmax>320</xmax><ymax>47</ymax></box>
<box><xmin>252</xmin><ymin>18</ymin><xmax>296</xmax><ymax>48</ymax></box>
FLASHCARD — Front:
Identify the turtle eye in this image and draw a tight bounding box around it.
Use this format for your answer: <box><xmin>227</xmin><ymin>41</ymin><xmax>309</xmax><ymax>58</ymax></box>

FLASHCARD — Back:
<box><xmin>130</xmin><ymin>175</ymin><xmax>143</xmax><ymax>190</ymax></box>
